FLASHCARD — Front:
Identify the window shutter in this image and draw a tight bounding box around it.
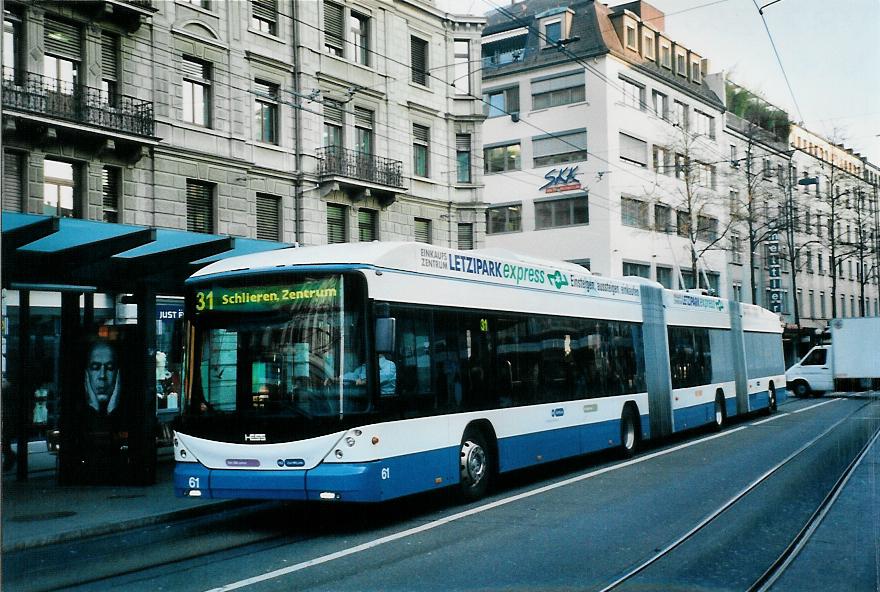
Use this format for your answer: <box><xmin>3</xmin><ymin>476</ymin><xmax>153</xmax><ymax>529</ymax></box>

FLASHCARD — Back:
<box><xmin>324</xmin><ymin>101</ymin><xmax>344</xmax><ymax>125</ymax></box>
<box><xmin>182</xmin><ymin>57</ymin><xmax>208</xmax><ymax>80</ymax></box>
<box><xmin>354</xmin><ymin>106</ymin><xmax>373</xmax><ymax>128</ymax></box>
<box><xmin>531</xmin><ymin>71</ymin><xmax>584</xmax><ymax>95</ymax></box>
<box><xmin>358</xmin><ymin>209</ymin><xmax>377</xmax><ymax>242</ymax></box>
<box><xmin>186</xmin><ymin>181</ymin><xmax>213</xmax><ymax>233</ymax></box>
<box><xmin>256</xmin><ymin>193</ymin><xmax>280</xmax><ymax>241</ymax></box>
<box><xmin>411</xmin><ymin>36</ymin><xmax>427</xmax><ymax>85</ymax></box>
<box><xmin>102</xmin><ymin>167</ymin><xmax>119</xmax><ymax>223</ymax></box>
<box><xmin>507</xmin><ymin>86</ymin><xmax>520</xmax><ymax>113</ymax></box>
<box><xmin>533</xmin><ymin>130</ymin><xmax>586</xmax><ymax>158</ymax></box>
<box><xmin>414</xmin><ymin>218</ymin><xmax>430</xmax><ymax>243</ymax></box>
<box><xmin>2</xmin><ymin>151</ymin><xmax>23</xmax><ymax>213</ymax></box>
<box><xmin>252</xmin><ymin>0</ymin><xmax>276</xmax><ymax>21</ymax></box>
<box><xmin>101</xmin><ymin>33</ymin><xmax>118</xmax><ymax>80</ymax></box>
<box><xmin>412</xmin><ymin>123</ymin><xmax>429</xmax><ymax>143</ymax></box>
<box><xmin>619</xmin><ymin>133</ymin><xmax>647</xmax><ymax>165</ymax></box>
<box><xmin>324</xmin><ymin>2</ymin><xmax>344</xmax><ymax>48</ymax></box>
<box><xmin>457</xmin><ymin>223</ymin><xmax>473</xmax><ymax>250</ymax></box>
<box><xmin>327</xmin><ymin>204</ymin><xmax>346</xmax><ymax>244</ymax></box>
<box><xmin>45</xmin><ymin>18</ymin><xmax>81</xmax><ymax>60</ymax></box>
<box><xmin>456</xmin><ymin>134</ymin><xmax>470</xmax><ymax>151</ymax></box>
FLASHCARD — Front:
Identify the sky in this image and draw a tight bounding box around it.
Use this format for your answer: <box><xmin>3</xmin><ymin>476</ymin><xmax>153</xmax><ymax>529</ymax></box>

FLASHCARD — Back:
<box><xmin>437</xmin><ymin>0</ymin><xmax>880</xmax><ymax>164</ymax></box>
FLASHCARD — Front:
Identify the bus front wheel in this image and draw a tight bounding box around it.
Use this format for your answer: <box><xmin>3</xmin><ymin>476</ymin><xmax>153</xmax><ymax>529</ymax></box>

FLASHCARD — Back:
<box><xmin>459</xmin><ymin>428</ymin><xmax>491</xmax><ymax>501</ymax></box>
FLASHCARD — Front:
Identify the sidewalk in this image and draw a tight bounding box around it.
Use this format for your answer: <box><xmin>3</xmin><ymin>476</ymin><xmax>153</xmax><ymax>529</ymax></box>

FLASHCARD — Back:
<box><xmin>1</xmin><ymin>444</ymin><xmax>238</xmax><ymax>552</ymax></box>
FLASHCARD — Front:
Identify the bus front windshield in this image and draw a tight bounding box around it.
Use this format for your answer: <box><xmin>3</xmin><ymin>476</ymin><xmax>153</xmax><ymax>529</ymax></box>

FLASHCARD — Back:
<box><xmin>187</xmin><ymin>274</ymin><xmax>369</xmax><ymax>418</ymax></box>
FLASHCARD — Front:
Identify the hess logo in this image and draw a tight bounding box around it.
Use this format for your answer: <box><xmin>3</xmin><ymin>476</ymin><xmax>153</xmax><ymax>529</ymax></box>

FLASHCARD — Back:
<box><xmin>244</xmin><ymin>433</ymin><xmax>267</xmax><ymax>442</ymax></box>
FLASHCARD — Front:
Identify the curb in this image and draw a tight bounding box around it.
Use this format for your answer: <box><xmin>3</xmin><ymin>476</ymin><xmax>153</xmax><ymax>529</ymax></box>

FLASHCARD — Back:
<box><xmin>2</xmin><ymin>499</ymin><xmax>253</xmax><ymax>553</ymax></box>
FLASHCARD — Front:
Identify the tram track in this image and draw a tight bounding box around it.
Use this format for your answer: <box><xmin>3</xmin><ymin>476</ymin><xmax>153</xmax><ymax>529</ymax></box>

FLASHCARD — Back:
<box><xmin>599</xmin><ymin>397</ymin><xmax>880</xmax><ymax>592</ymax></box>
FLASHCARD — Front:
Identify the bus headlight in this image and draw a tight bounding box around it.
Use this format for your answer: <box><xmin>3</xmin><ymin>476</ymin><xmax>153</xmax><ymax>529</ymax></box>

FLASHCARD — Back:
<box><xmin>345</xmin><ymin>437</ymin><xmax>356</xmax><ymax>447</ymax></box>
<box><xmin>174</xmin><ymin>434</ymin><xmax>197</xmax><ymax>463</ymax></box>
<box><xmin>335</xmin><ymin>449</ymin><xmax>344</xmax><ymax>459</ymax></box>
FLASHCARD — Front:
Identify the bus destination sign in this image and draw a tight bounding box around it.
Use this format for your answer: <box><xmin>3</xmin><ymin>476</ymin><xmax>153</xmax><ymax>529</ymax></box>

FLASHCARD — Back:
<box><xmin>193</xmin><ymin>279</ymin><xmax>339</xmax><ymax>314</ymax></box>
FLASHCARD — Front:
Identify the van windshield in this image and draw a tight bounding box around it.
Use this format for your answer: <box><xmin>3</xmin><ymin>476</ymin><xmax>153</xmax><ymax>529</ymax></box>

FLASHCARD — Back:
<box><xmin>801</xmin><ymin>348</ymin><xmax>827</xmax><ymax>366</ymax></box>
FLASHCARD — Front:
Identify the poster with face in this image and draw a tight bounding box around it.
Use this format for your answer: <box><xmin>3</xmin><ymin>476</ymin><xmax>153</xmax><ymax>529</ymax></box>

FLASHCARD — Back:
<box><xmin>85</xmin><ymin>340</ymin><xmax>121</xmax><ymax>417</ymax></box>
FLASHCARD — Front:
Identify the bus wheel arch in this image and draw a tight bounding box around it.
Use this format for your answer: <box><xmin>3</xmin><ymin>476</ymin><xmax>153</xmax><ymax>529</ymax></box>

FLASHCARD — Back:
<box><xmin>620</xmin><ymin>402</ymin><xmax>640</xmax><ymax>458</ymax></box>
<box><xmin>713</xmin><ymin>390</ymin><xmax>726</xmax><ymax>430</ymax></box>
<box><xmin>458</xmin><ymin>420</ymin><xmax>497</xmax><ymax>501</ymax></box>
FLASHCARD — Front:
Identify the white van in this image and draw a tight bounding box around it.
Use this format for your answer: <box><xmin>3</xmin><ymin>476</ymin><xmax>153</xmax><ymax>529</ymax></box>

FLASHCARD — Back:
<box><xmin>785</xmin><ymin>346</ymin><xmax>834</xmax><ymax>397</ymax></box>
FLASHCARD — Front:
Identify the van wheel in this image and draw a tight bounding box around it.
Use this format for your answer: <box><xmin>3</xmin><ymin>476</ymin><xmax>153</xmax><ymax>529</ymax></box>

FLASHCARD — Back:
<box><xmin>620</xmin><ymin>408</ymin><xmax>639</xmax><ymax>458</ymax></box>
<box><xmin>791</xmin><ymin>381</ymin><xmax>810</xmax><ymax>398</ymax></box>
<box><xmin>459</xmin><ymin>428</ymin><xmax>491</xmax><ymax>501</ymax></box>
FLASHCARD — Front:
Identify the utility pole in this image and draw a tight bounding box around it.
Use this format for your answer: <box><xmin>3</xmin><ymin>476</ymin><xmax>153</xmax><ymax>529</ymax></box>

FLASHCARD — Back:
<box><xmin>786</xmin><ymin>152</ymin><xmax>801</xmax><ymax>329</ymax></box>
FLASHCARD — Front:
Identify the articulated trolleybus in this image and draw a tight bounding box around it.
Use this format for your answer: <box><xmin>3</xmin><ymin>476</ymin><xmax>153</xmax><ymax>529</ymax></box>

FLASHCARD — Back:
<box><xmin>173</xmin><ymin>242</ymin><xmax>785</xmax><ymax>502</ymax></box>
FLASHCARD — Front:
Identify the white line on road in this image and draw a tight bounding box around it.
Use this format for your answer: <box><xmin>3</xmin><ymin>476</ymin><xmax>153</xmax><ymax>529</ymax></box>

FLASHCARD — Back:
<box><xmin>792</xmin><ymin>398</ymin><xmax>841</xmax><ymax>414</ymax></box>
<box><xmin>751</xmin><ymin>413</ymin><xmax>789</xmax><ymax>426</ymax></box>
<box><xmin>204</xmin><ymin>397</ymin><xmax>850</xmax><ymax>592</ymax></box>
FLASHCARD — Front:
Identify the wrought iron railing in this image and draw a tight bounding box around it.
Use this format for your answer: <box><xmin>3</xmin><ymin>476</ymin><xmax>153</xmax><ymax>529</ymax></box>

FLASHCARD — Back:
<box><xmin>481</xmin><ymin>47</ymin><xmax>535</xmax><ymax>70</ymax></box>
<box><xmin>317</xmin><ymin>146</ymin><xmax>404</xmax><ymax>188</ymax></box>
<box><xmin>2</xmin><ymin>68</ymin><xmax>154</xmax><ymax>137</ymax></box>
<box><xmin>122</xmin><ymin>0</ymin><xmax>153</xmax><ymax>8</ymax></box>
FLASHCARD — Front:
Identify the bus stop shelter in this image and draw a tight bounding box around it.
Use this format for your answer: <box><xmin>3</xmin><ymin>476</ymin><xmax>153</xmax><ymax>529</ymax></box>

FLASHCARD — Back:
<box><xmin>1</xmin><ymin>212</ymin><xmax>289</xmax><ymax>484</ymax></box>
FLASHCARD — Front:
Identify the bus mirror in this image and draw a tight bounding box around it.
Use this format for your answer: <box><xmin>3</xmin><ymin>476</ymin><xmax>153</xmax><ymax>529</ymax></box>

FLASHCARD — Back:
<box><xmin>376</xmin><ymin>318</ymin><xmax>396</xmax><ymax>353</ymax></box>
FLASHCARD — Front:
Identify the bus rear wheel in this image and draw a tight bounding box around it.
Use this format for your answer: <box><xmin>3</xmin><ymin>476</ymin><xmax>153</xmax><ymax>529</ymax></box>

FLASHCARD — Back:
<box><xmin>767</xmin><ymin>386</ymin><xmax>778</xmax><ymax>413</ymax></box>
<box><xmin>459</xmin><ymin>428</ymin><xmax>491</xmax><ymax>501</ymax></box>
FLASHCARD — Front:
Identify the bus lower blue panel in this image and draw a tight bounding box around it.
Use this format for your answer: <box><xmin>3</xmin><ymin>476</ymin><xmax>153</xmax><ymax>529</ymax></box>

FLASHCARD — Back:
<box><xmin>498</xmin><ymin>419</ymin><xmax>620</xmax><ymax>473</ymax></box>
<box><xmin>306</xmin><ymin>446</ymin><xmax>457</xmax><ymax>502</ymax></box>
<box><xmin>777</xmin><ymin>387</ymin><xmax>788</xmax><ymax>405</ymax></box>
<box><xmin>672</xmin><ymin>402</ymin><xmax>714</xmax><ymax>432</ymax></box>
<box><xmin>750</xmin><ymin>390</ymin><xmax>769</xmax><ymax>410</ymax></box>
<box><xmin>210</xmin><ymin>469</ymin><xmax>308</xmax><ymax>500</ymax></box>
<box><xmin>725</xmin><ymin>397</ymin><xmax>737</xmax><ymax>418</ymax></box>
<box><xmin>174</xmin><ymin>463</ymin><xmax>212</xmax><ymax>498</ymax></box>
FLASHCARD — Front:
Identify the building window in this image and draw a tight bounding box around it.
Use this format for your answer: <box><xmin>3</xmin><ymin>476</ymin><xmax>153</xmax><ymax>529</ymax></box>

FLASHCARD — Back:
<box><xmin>484</xmin><ymin>143</ymin><xmax>521</xmax><ymax>173</ymax></box>
<box><xmin>619</xmin><ymin>132</ymin><xmax>647</xmax><ymax>167</ymax></box>
<box><xmin>656</xmin><ymin>266</ymin><xmax>673</xmax><ymax>288</ymax></box>
<box><xmin>659</xmin><ymin>39</ymin><xmax>672</xmax><ymax>68</ymax></box>
<box><xmin>327</xmin><ymin>203</ymin><xmax>347</xmax><ymax>243</ymax></box>
<box><xmin>254</xmin><ymin>80</ymin><xmax>278</xmax><ymax>144</ymax></box>
<box><xmin>414</xmin><ymin>218</ymin><xmax>431</xmax><ymax>243</ymax></box>
<box><xmin>620</xmin><ymin>77</ymin><xmax>644</xmax><ymax>110</ymax></box>
<box><xmin>690</xmin><ymin>58</ymin><xmax>701</xmax><ymax>83</ymax></box>
<box><xmin>456</xmin><ymin>134</ymin><xmax>472</xmax><ymax>183</ymax></box>
<box><xmin>676</xmin><ymin>210</ymin><xmax>691</xmax><ymax>237</ymax></box>
<box><xmin>730</xmin><ymin>144</ymin><xmax>738</xmax><ymax>167</ymax></box>
<box><xmin>731</xmin><ymin>232</ymin><xmax>742</xmax><ymax>264</ymax></box>
<box><xmin>674</xmin><ymin>153</ymin><xmax>686</xmax><ymax>179</ymax></box>
<box><xmin>808</xmin><ymin>290</ymin><xmax>815</xmax><ymax>318</ymax></box>
<box><xmin>355</xmin><ymin>107</ymin><xmax>373</xmax><ymax>155</ymax></box>
<box><xmin>674</xmin><ymin>100</ymin><xmax>688</xmax><ymax>128</ymax></box>
<box><xmin>179</xmin><ymin>0</ymin><xmax>209</xmax><ymax>7</ymax></box>
<box><xmin>412</xmin><ymin>123</ymin><xmax>430</xmax><ymax>177</ymax></box>
<box><xmin>457</xmin><ymin>223</ymin><xmax>474</xmax><ymax>250</ymax></box>
<box><xmin>3</xmin><ymin>9</ymin><xmax>22</xmax><ymax>82</ymax></box>
<box><xmin>545</xmin><ymin>20</ymin><xmax>562</xmax><ymax>45</ymax></box>
<box><xmin>695</xmin><ymin>215</ymin><xmax>718</xmax><ymax>242</ymax></box>
<box><xmin>624</xmin><ymin>24</ymin><xmax>637</xmax><ymax>50</ymax></box>
<box><xmin>411</xmin><ymin>35</ymin><xmax>428</xmax><ymax>86</ymax></box>
<box><xmin>643</xmin><ymin>30</ymin><xmax>655</xmax><ymax>59</ymax></box>
<box><xmin>654</xmin><ymin>204</ymin><xmax>672</xmax><ymax>233</ymax></box>
<box><xmin>351</xmin><ymin>11</ymin><xmax>370</xmax><ymax>66</ymax></box>
<box><xmin>252</xmin><ymin>0</ymin><xmax>277</xmax><ymax>35</ymax></box>
<box><xmin>182</xmin><ymin>57</ymin><xmax>211</xmax><ymax>126</ymax></box>
<box><xmin>653</xmin><ymin>145</ymin><xmax>669</xmax><ymax>174</ymax></box>
<box><xmin>256</xmin><ymin>193</ymin><xmax>281</xmax><ymax>241</ymax></box>
<box><xmin>675</xmin><ymin>48</ymin><xmax>687</xmax><ymax>76</ymax></box>
<box><xmin>2</xmin><ymin>150</ymin><xmax>24</xmax><ymax>213</ymax></box>
<box><xmin>324</xmin><ymin>1</ymin><xmax>345</xmax><ymax>56</ymax></box>
<box><xmin>454</xmin><ymin>40</ymin><xmax>470</xmax><ymax>94</ymax></box>
<box><xmin>535</xmin><ymin>195</ymin><xmax>589</xmax><ymax>229</ymax></box>
<box><xmin>43</xmin><ymin>159</ymin><xmax>76</xmax><ymax>218</ymax></box>
<box><xmin>101</xmin><ymin>33</ymin><xmax>118</xmax><ymax>105</ymax></box>
<box><xmin>531</xmin><ymin>71</ymin><xmax>585</xmax><ymax>110</ymax></box>
<box><xmin>819</xmin><ymin>292</ymin><xmax>826</xmax><ymax>317</ymax></box>
<box><xmin>732</xmin><ymin>282</ymin><xmax>743</xmax><ymax>302</ymax></box>
<box><xmin>483</xmin><ymin>86</ymin><xmax>519</xmax><ymax>117</ymax></box>
<box><xmin>652</xmin><ymin>90</ymin><xmax>668</xmax><ymax>118</ymax></box>
<box><xmin>323</xmin><ymin>101</ymin><xmax>343</xmax><ymax>147</ymax></box>
<box><xmin>696</xmin><ymin>162</ymin><xmax>715</xmax><ymax>189</ymax></box>
<box><xmin>487</xmin><ymin>204</ymin><xmax>522</xmax><ymax>234</ymax></box>
<box><xmin>694</xmin><ymin>110</ymin><xmax>714</xmax><ymax>138</ymax></box>
<box><xmin>102</xmin><ymin>166</ymin><xmax>120</xmax><ymax>223</ymax></box>
<box><xmin>621</xmin><ymin>196</ymin><xmax>649</xmax><ymax>229</ymax></box>
<box><xmin>358</xmin><ymin>208</ymin><xmax>377</xmax><ymax>242</ymax></box>
<box><xmin>186</xmin><ymin>180</ymin><xmax>214</xmax><ymax>233</ymax></box>
<box><xmin>533</xmin><ymin>129</ymin><xmax>587</xmax><ymax>167</ymax></box>
<box><xmin>44</xmin><ymin>18</ymin><xmax>81</xmax><ymax>94</ymax></box>
<box><xmin>623</xmin><ymin>262</ymin><xmax>650</xmax><ymax>278</ymax></box>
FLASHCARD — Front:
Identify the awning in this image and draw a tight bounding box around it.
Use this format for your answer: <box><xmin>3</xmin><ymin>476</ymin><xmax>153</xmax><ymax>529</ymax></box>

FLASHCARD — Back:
<box><xmin>2</xmin><ymin>212</ymin><xmax>291</xmax><ymax>294</ymax></box>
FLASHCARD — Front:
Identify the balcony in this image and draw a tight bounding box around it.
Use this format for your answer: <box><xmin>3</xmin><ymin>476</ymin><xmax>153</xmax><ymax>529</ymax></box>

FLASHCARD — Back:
<box><xmin>82</xmin><ymin>0</ymin><xmax>156</xmax><ymax>32</ymax></box>
<box><xmin>317</xmin><ymin>146</ymin><xmax>405</xmax><ymax>190</ymax></box>
<box><xmin>2</xmin><ymin>69</ymin><xmax>155</xmax><ymax>139</ymax></box>
<box><xmin>482</xmin><ymin>47</ymin><xmax>536</xmax><ymax>71</ymax></box>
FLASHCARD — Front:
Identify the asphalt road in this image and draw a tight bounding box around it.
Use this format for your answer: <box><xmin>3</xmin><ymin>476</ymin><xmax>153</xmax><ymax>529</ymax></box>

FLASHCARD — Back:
<box><xmin>6</xmin><ymin>396</ymin><xmax>878</xmax><ymax>592</ymax></box>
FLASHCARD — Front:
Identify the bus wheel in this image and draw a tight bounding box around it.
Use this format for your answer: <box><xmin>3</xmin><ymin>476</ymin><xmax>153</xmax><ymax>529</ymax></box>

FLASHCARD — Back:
<box><xmin>767</xmin><ymin>386</ymin><xmax>778</xmax><ymax>413</ymax></box>
<box><xmin>459</xmin><ymin>428</ymin><xmax>491</xmax><ymax>501</ymax></box>
<box><xmin>620</xmin><ymin>408</ymin><xmax>639</xmax><ymax>458</ymax></box>
<box><xmin>713</xmin><ymin>395</ymin><xmax>725</xmax><ymax>430</ymax></box>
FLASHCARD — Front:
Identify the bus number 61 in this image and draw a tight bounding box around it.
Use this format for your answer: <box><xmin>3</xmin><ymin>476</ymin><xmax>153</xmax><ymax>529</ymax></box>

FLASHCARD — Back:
<box><xmin>380</xmin><ymin>467</ymin><xmax>391</xmax><ymax>480</ymax></box>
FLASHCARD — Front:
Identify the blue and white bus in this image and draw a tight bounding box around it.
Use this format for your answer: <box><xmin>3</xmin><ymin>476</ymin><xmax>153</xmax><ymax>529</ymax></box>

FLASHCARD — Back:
<box><xmin>173</xmin><ymin>243</ymin><xmax>785</xmax><ymax>502</ymax></box>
